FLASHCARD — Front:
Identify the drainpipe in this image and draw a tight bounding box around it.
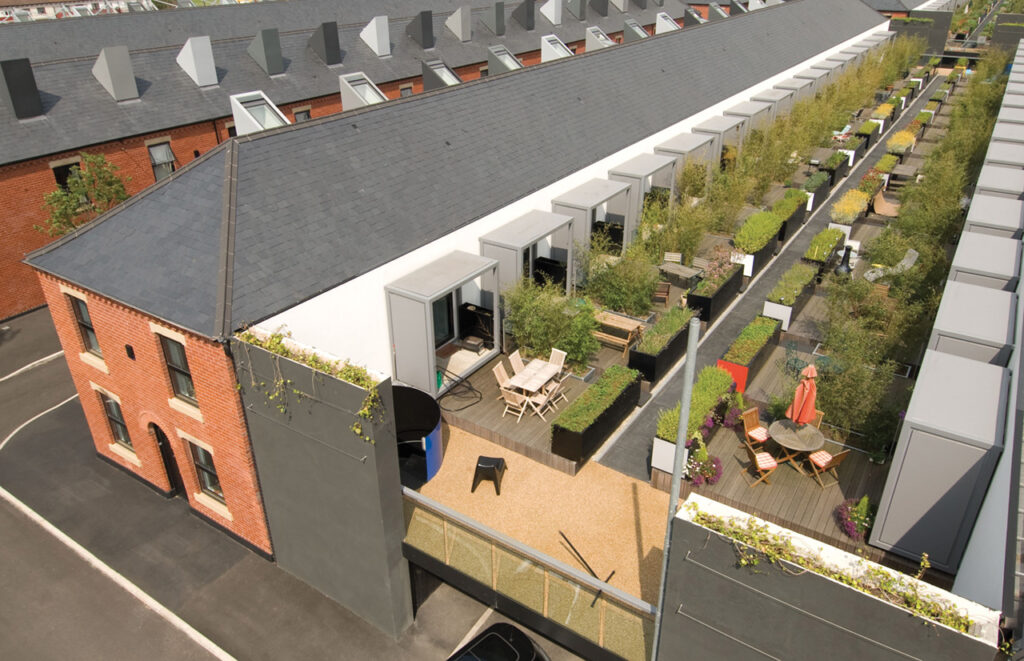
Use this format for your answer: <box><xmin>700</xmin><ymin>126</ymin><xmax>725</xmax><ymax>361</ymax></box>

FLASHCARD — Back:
<box><xmin>651</xmin><ymin>316</ymin><xmax>701</xmax><ymax>660</ymax></box>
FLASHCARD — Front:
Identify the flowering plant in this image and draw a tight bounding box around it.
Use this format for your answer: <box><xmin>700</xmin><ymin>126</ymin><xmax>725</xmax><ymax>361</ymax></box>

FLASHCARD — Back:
<box><xmin>871</xmin><ymin>103</ymin><xmax>895</xmax><ymax>120</ymax></box>
<box><xmin>835</xmin><ymin>495</ymin><xmax>875</xmax><ymax>540</ymax></box>
<box><xmin>691</xmin><ymin>245</ymin><xmax>740</xmax><ymax>297</ymax></box>
<box><xmin>685</xmin><ymin>435</ymin><xmax>723</xmax><ymax>487</ymax></box>
<box><xmin>886</xmin><ymin>130</ymin><xmax>915</xmax><ymax>155</ymax></box>
<box><xmin>829</xmin><ymin>189</ymin><xmax>869</xmax><ymax>225</ymax></box>
<box><xmin>857</xmin><ymin>169</ymin><xmax>884</xmax><ymax>196</ymax></box>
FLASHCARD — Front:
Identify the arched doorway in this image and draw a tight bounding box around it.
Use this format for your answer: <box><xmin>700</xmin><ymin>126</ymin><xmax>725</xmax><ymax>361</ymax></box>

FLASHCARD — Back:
<box><xmin>150</xmin><ymin>424</ymin><xmax>183</xmax><ymax>496</ymax></box>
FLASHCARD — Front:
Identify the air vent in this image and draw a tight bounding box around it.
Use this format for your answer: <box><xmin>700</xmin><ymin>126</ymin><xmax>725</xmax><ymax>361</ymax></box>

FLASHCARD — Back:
<box><xmin>566</xmin><ymin>0</ymin><xmax>586</xmax><ymax>21</ymax></box>
<box><xmin>446</xmin><ymin>6</ymin><xmax>472</xmax><ymax>41</ymax></box>
<box><xmin>309</xmin><ymin>22</ymin><xmax>342</xmax><ymax>66</ymax></box>
<box><xmin>1</xmin><ymin>58</ymin><xmax>43</xmax><ymax>119</ymax></box>
<box><xmin>540</xmin><ymin>0</ymin><xmax>562</xmax><ymax>25</ymax></box>
<box><xmin>512</xmin><ymin>0</ymin><xmax>534</xmax><ymax>30</ymax></box>
<box><xmin>248</xmin><ymin>29</ymin><xmax>284</xmax><ymax>76</ymax></box>
<box><xmin>407</xmin><ymin>11</ymin><xmax>435</xmax><ymax>49</ymax></box>
<box><xmin>482</xmin><ymin>2</ymin><xmax>505</xmax><ymax>36</ymax></box>
<box><xmin>610</xmin><ymin>0</ymin><xmax>627</xmax><ymax>11</ymax></box>
<box><xmin>92</xmin><ymin>46</ymin><xmax>139</xmax><ymax>101</ymax></box>
<box><xmin>360</xmin><ymin>16</ymin><xmax>391</xmax><ymax>57</ymax></box>
<box><xmin>176</xmin><ymin>36</ymin><xmax>217</xmax><ymax>87</ymax></box>
<box><xmin>589</xmin><ymin>0</ymin><xmax>608</xmax><ymax>18</ymax></box>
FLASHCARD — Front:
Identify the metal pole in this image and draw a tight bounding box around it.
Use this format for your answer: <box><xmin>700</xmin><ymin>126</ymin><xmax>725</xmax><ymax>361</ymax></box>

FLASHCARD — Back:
<box><xmin>650</xmin><ymin>316</ymin><xmax>701</xmax><ymax>661</ymax></box>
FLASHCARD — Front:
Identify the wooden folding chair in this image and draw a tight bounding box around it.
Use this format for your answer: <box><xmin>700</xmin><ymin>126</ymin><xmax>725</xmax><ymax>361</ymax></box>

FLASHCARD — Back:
<box><xmin>653</xmin><ymin>281</ymin><xmax>671</xmax><ymax>304</ymax></box>
<box><xmin>499</xmin><ymin>388</ymin><xmax>529</xmax><ymax>423</ymax></box>
<box><xmin>744</xmin><ymin>441</ymin><xmax>778</xmax><ymax>487</ymax></box>
<box><xmin>806</xmin><ymin>449</ymin><xmax>850</xmax><ymax>488</ymax></box>
<box><xmin>548</xmin><ymin>348</ymin><xmax>568</xmax><ymax>382</ymax></box>
<box><xmin>509</xmin><ymin>349</ymin><xmax>526</xmax><ymax>375</ymax></box>
<box><xmin>811</xmin><ymin>409</ymin><xmax>824</xmax><ymax>429</ymax></box>
<box><xmin>741</xmin><ymin>407</ymin><xmax>770</xmax><ymax>447</ymax></box>
<box><xmin>526</xmin><ymin>388</ymin><xmax>552</xmax><ymax>421</ymax></box>
<box><xmin>492</xmin><ymin>363</ymin><xmax>512</xmax><ymax>400</ymax></box>
<box><xmin>542</xmin><ymin>378</ymin><xmax>569</xmax><ymax>410</ymax></box>
<box><xmin>663</xmin><ymin>252</ymin><xmax>682</xmax><ymax>264</ymax></box>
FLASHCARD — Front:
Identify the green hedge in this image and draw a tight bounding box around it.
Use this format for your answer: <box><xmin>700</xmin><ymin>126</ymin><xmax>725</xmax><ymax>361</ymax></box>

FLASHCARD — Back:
<box><xmin>637</xmin><ymin>306</ymin><xmax>694</xmax><ymax>354</ymax></box>
<box><xmin>656</xmin><ymin>366</ymin><xmax>734</xmax><ymax>441</ymax></box>
<box><xmin>804</xmin><ymin>171</ymin><xmax>829</xmax><ymax>191</ymax></box>
<box><xmin>767</xmin><ymin>262</ymin><xmax>817</xmax><ymax>305</ymax></box>
<box><xmin>875</xmin><ymin>153</ymin><xmax>899</xmax><ymax>174</ymax></box>
<box><xmin>915</xmin><ymin>111</ymin><xmax>932</xmax><ymax>125</ymax></box>
<box><xmin>844</xmin><ymin>136</ymin><xmax>864</xmax><ymax>152</ymax></box>
<box><xmin>890</xmin><ymin>16</ymin><xmax>932</xmax><ymax>23</ymax></box>
<box><xmin>823</xmin><ymin>152</ymin><xmax>846</xmax><ymax>170</ymax></box>
<box><xmin>734</xmin><ymin>211</ymin><xmax>783</xmax><ymax>254</ymax></box>
<box><xmin>804</xmin><ymin>228</ymin><xmax>844</xmax><ymax>262</ymax></box>
<box><xmin>723</xmin><ymin>316</ymin><xmax>780</xmax><ymax>364</ymax></box>
<box><xmin>772</xmin><ymin>189</ymin><xmax>808</xmax><ymax>219</ymax></box>
<box><xmin>856</xmin><ymin>120</ymin><xmax>880</xmax><ymax>136</ymax></box>
<box><xmin>552</xmin><ymin>365</ymin><xmax>639</xmax><ymax>433</ymax></box>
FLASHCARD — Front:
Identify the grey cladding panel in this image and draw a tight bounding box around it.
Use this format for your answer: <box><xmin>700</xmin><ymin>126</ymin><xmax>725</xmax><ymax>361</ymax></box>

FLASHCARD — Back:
<box><xmin>406</xmin><ymin>11</ymin><xmax>435</xmax><ymax>49</ymax></box>
<box><xmin>590</xmin><ymin>0</ymin><xmax>609</xmax><ymax>18</ymax></box>
<box><xmin>309</xmin><ymin>22</ymin><xmax>342</xmax><ymax>66</ymax></box>
<box><xmin>482</xmin><ymin>1</ymin><xmax>506</xmax><ymax>35</ymax></box>
<box><xmin>248</xmin><ymin>28</ymin><xmax>284</xmax><ymax>76</ymax></box>
<box><xmin>511</xmin><ymin>0</ymin><xmax>535</xmax><ymax>30</ymax></box>
<box><xmin>0</xmin><ymin>58</ymin><xmax>42</xmax><ymax>119</ymax></box>
<box><xmin>92</xmin><ymin>46</ymin><xmax>139</xmax><ymax>101</ymax></box>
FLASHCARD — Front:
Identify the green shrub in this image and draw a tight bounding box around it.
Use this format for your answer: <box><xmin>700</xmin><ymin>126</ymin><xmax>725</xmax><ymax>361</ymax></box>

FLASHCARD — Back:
<box><xmin>767</xmin><ymin>262</ymin><xmax>817</xmax><ymax>305</ymax></box>
<box><xmin>823</xmin><ymin>151</ymin><xmax>846</xmax><ymax>170</ymax></box>
<box><xmin>691</xmin><ymin>246</ymin><xmax>741</xmax><ymax>297</ymax></box>
<box><xmin>723</xmin><ymin>316</ymin><xmax>780</xmax><ymax>364</ymax></box>
<box><xmin>915</xmin><ymin>111</ymin><xmax>931</xmax><ymax>125</ymax></box>
<box><xmin>890</xmin><ymin>16</ymin><xmax>932</xmax><ymax>23</ymax></box>
<box><xmin>734</xmin><ymin>211</ymin><xmax>782</xmax><ymax>254</ymax></box>
<box><xmin>856</xmin><ymin>121</ymin><xmax>880</xmax><ymax>136</ymax></box>
<box><xmin>803</xmin><ymin>171</ymin><xmax>829</xmax><ymax>192</ymax></box>
<box><xmin>804</xmin><ymin>228</ymin><xmax>844</xmax><ymax>262</ymax></box>
<box><xmin>586</xmin><ymin>253</ymin><xmax>659</xmax><ymax>317</ymax></box>
<box><xmin>504</xmin><ymin>278</ymin><xmax>599</xmax><ymax>367</ymax></box>
<box><xmin>875</xmin><ymin>153</ymin><xmax>899</xmax><ymax>174</ymax></box>
<box><xmin>771</xmin><ymin>189</ymin><xmax>808</xmax><ymax>220</ymax></box>
<box><xmin>656</xmin><ymin>366</ymin><xmax>734</xmax><ymax>441</ymax></box>
<box><xmin>677</xmin><ymin>161</ymin><xmax>708</xmax><ymax>199</ymax></box>
<box><xmin>925</xmin><ymin>100</ymin><xmax>939</xmax><ymax>112</ymax></box>
<box><xmin>844</xmin><ymin>136</ymin><xmax>864</xmax><ymax>152</ymax></box>
<box><xmin>637</xmin><ymin>306</ymin><xmax>695</xmax><ymax>354</ymax></box>
<box><xmin>552</xmin><ymin>365</ymin><xmax>639</xmax><ymax>433</ymax></box>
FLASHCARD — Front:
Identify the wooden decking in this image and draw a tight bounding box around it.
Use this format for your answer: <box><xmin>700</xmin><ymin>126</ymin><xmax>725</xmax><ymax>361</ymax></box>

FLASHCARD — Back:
<box><xmin>439</xmin><ymin>347</ymin><xmax>628</xmax><ymax>475</ymax></box>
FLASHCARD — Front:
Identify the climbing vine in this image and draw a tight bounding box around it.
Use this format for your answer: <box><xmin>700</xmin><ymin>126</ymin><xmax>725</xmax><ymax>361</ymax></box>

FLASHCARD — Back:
<box><xmin>687</xmin><ymin>504</ymin><xmax>974</xmax><ymax>634</ymax></box>
<box><xmin>236</xmin><ymin>329</ymin><xmax>382</xmax><ymax>443</ymax></box>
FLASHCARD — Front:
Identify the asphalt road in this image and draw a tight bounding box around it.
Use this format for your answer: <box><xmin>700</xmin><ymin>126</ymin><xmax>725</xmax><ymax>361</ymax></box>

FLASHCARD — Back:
<box><xmin>0</xmin><ymin>307</ymin><xmax>581</xmax><ymax>661</ymax></box>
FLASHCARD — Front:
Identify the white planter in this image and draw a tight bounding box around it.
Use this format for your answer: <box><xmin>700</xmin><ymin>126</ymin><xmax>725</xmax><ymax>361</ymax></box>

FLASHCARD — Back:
<box><xmin>652</xmin><ymin>436</ymin><xmax>678</xmax><ymax>474</ymax></box>
<box><xmin>838</xmin><ymin>148</ymin><xmax>855</xmax><ymax>167</ymax></box>
<box><xmin>762</xmin><ymin>300</ymin><xmax>795</xmax><ymax>331</ymax></box>
<box><xmin>730</xmin><ymin>251</ymin><xmax>755</xmax><ymax>277</ymax></box>
<box><xmin>828</xmin><ymin>222</ymin><xmax>852</xmax><ymax>242</ymax></box>
<box><xmin>806</xmin><ymin>191</ymin><xmax>815</xmax><ymax>212</ymax></box>
<box><xmin>920</xmin><ymin>108</ymin><xmax>935</xmax><ymax>119</ymax></box>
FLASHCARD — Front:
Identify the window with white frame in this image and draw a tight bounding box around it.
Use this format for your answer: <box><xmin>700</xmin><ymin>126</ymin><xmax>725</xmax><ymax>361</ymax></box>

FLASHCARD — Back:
<box><xmin>159</xmin><ymin>335</ymin><xmax>197</xmax><ymax>404</ymax></box>
<box><xmin>68</xmin><ymin>295</ymin><xmax>102</xmax><ymax>357</ymax></box>
<box><xmin>100</xmin><ymin>393</ymin><xmax>132</xmax><ymax>449</ymax></box>
<box><xmin>188</xmin><ymin>442</ymin><xmax>223</xmax><ymax>502</ymax></box>
<box><xmin>148</xmin><ymin>142</ymin><xmax>176</xmax><ymax>182</ymax></box>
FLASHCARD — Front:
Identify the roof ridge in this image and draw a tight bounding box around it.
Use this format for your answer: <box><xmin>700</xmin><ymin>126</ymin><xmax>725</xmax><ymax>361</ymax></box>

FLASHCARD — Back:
<box><xmin>214</xmin><ymin>139</ymin><xmax>239</xmax><ymax>340</ymax></box>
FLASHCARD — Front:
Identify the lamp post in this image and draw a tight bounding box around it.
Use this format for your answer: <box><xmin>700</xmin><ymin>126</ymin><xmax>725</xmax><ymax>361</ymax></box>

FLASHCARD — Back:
<box><xmin>650</xmin><ymin>316</ymin><xmax>701</xmax><ymax>661</ymax></box>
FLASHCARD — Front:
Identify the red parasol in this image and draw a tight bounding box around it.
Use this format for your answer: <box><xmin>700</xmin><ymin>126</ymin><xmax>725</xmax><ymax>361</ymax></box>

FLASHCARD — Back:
<box><xmin>786</xmin><ymin>364</ymin><xmax>818</xmax><ymax>425</ymax></box>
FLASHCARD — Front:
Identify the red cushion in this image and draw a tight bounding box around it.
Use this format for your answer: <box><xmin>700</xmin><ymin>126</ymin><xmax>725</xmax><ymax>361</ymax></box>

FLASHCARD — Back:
<box><xmin>809</xmin><ymin>450</ymin><xmax>832</xmax><ymax>468</ymax></box>
<box><xmin>755</xmin><ymin>453</ymin><xmax>777</xmax><ymax>470</ymax></box>
<box><xmin>748</xmin><ymin>426</ymin><xmax>769</xmax><ymax>442</ymax></box>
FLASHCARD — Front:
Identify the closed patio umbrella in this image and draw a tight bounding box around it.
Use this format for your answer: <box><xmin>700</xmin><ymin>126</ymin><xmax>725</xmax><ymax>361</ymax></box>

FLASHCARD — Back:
<box><xmin>786</xmin><ymin>364</ymin><xmax>818</xmax><ymax>425</ymax></box>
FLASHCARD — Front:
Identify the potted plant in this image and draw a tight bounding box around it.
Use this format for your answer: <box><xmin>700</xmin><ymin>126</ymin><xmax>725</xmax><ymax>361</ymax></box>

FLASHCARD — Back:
<box><xmin>651</xmin><ymin>366</ymin><xmax>734</xmax><ymax>476</ymax></box>
<box><xmin>821</xmin><ymin>151</ymin><xmax>849</xmax><ymax>186</ymax></box>
<box><xmin>685</xmin><ymin>436</ymin><xmax>723</xmax><ymax>487</ymax></box>
<box><xmin>803</xmin><ymin>227</ymin><xmax>845</xmax><ymax>281</ymax></box>
<box><xmin>875</xmin><ymin>153</ymin><xmax>899</xmax><ymax>188</ymax></box>
<box><xmin>733</xmin><ymin>211</ymin><xmax>781</xmax><ymax>278</ymax></box>
<box><xmin>551</xmin><ymin>365</ymin><xmax>641</xmax><ymax>463</ymax></box>
<box><xmin>687</xmin><ymin>246</ymin><xmax>743</xmax><ymax>325</ymax></box>
<box><xmin>803</xmin><ymin>171</ymin><xmax>830</xmax><ymax>212</ymax></box>
<box><xmin>762</xmin><ymin>262</ymin><xmax>817</xmax><ymax>331</ymax></box>
<box><xmin>835</xmin><ymin>495</ymin><xmax>876</xmax><ymax>541</ymax></box>
<box><xmin>886</xmin><ymin>130</ymin><xmax>915</xmax><ymax>161</ymax></box>
<box><xmin>828</xmin><ymin>189</ymin><xmax>870</xmax><ymax>241</ymax></box>
<box><xmin>856</xmin><ymin>120</ymin><xmax>880</xmax><ymax>148</ymax></box>
<box><xmin>858</xmin><ymin>169</ymin><xmax>884</xmax><ymax>198</ymax></box>
<box><xmin>716</xmin><ymin>316</ymin><xmax>781</xmax><ymax>393</ymax></box>
<box><xmin>628</xmin><ymin>306</ymin><xmax>696</xmax><ymax>385</ymax></box>
<box><xmin>770</xmin><ymin>189</ymin><xmax>809</xmax><ymax>244</ymax></box>
<box><xmin>871</xmin><ymin>102</ymin><xmax>895</xmax><ymax>125</ymax></box>
<box><xmin>837</xmin><ymin>135</ymin><xmax>865</xmax><ymax>167</ymax></box>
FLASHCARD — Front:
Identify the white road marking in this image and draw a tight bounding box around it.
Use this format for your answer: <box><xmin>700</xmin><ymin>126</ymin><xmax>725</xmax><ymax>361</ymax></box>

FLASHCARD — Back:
<box><xmin>0</xmin><ymin>485</ymin><xmax>236</xmax><ymax>661</ymax></box>
<box><xmin>0</xmin><ymin>394</ymin><xmax>79</xmax><ymax>451</ymax></box>
<box><xmin>0</xmin><ymin>350</ymin><xmax>64</xmax><ymax>383</ymax></box>
<box><xmin>450</xmin><ymin>607</ymin><xmax>495</xmax><ymax>655</ymax></box>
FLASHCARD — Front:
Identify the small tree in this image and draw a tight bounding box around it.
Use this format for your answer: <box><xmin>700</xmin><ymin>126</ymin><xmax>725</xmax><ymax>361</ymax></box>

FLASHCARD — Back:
<box><xmin>38</xmin><ymin>152</ymin><xmax>129</xmax><ymax>237</ymax></box>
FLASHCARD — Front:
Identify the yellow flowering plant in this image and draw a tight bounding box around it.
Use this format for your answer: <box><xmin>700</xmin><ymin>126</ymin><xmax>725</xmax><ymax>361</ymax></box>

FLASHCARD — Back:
<box><xmin>829</xmin><ymin>189</ymin><xmax>870</xmax><ymax>225</ymax></box>
<box><xmin>886</xmin><ymin>130</ymin><xmax>915</xmax><ymax>155</ymax></box>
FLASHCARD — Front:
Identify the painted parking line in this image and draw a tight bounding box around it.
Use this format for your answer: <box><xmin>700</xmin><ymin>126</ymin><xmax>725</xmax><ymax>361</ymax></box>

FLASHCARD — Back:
<box><xmin>0</xmin><ymin>394</ymin><xmax>79</xmax><ymax>452</ymax></box>
<box><xmin>0</xmin><ymin>350</ymin><xmax>64</xmax><ymax>383</ymax></box>
<box><xmin>0</xmin><ymin>485</ymin><xmax>235</xmax><ymax>661</ymax></box>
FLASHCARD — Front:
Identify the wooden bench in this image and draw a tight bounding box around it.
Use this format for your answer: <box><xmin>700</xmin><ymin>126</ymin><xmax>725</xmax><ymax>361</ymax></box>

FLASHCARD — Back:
<box><xmin>593</xmin><ymin>330</ymin><xmax>631</xmax><ymax>353</ymax></box>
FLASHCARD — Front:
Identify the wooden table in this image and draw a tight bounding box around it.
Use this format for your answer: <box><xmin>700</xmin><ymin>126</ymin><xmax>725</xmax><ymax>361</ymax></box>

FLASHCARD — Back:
<box><xmin>768</xmin><ymin>419</ymin><xmax>825</xmax><ymax>475</ymax></box>
<box><xmin>659</xmin><ymin>262</ymin><xmax>703</xmax><ymax>290</ymax></box>
<box><xmin>508</xmin><ymin>359</ymin><xmax>560</xmax><ymax>394</ymax></box>
<box><xmin>593</xmin><ymin>311</ymin><xmax>644</xmax><ymax>357</ymax></box>
<box><xmin>891</xmin><ymin>163</ymin><xmax>919</xmax><ymax>179</ymax></box>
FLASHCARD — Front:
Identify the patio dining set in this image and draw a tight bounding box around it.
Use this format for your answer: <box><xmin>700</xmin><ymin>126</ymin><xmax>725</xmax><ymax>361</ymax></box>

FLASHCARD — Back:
<box><xmin>493</xmin><ymin>348</ymin><xmax>570</xmax><ymax>423</ymax></box>
<box><xmin>741</xmin><ymin>407</ymin><xmax>849</xmax><ymax>488</ymax></box>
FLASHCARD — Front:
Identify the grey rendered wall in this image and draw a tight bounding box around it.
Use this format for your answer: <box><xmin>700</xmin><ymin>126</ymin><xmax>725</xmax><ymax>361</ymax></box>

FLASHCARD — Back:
<box><xmin>993</xmin><ymin>15</ymin><xmax>1024</xmax><ymax>50</ymax></box>
<box><xmin>480</xmin><ymin>241</ymin><xmax>520</xmax><ymax>302</ymax></box>
<box><xmin>903</xmin><ymin>10</ymin><xmax>953</xmax><ymax>53</ymax></box>
<box><xmin>232</xmin><ymin>340</ymin><xmax>413</xmax><ymax>638</ymax></box>
<box><xmin>655</xmin><ymin>517</ymin><xmax>997</xmax><ymax>660</ymax></box>
<box><xmin>388</xmin><ymin>292</ymin><xmax>432</xmax><ymax>394</ymax></box>
<box><xmin>931</xmin><ymin>333</ymin><xmax>1010</xmax><ymax>366</ymax></box>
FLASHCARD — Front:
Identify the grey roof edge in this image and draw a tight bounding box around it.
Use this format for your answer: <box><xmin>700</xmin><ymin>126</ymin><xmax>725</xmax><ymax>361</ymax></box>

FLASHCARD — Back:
<box><xmin>24</xmin><ymin>139</ymin><xmax>232</xmax><ymax>265</ymax></box>
<box><xmin>214</xmin><ymin>140</ymin><xmax>238</xmax><ymax>340</ymax></box>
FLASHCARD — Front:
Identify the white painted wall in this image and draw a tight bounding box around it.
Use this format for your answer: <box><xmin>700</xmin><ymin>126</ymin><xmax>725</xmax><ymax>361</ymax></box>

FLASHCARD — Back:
<box><xmin>257</xmin><ymin>23</ymin><xmax>890</xmax><ymax>380</ymax></box>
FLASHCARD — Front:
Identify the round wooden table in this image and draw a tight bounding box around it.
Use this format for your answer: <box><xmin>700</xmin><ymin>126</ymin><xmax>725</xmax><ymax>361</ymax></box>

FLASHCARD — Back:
<box><xmin>767</xmin><ymin>419</ymin><xmax>825</xmax><ymax>475</ymax></box>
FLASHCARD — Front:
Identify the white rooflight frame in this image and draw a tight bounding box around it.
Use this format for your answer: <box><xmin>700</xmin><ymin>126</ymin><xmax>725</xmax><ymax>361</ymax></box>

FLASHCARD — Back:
<box><xmin>541</xmin><ymin>34</ymin><xmax>574</xmax><ymax>62</ymax></box>
<box><xmin>228</xmin><ymin>90</ymin><xmax>290</xmax><ymax>136</ymax></box>
<box><xmin>340</xmin><ymin>72</ymin><xmax>388</xmax><ymax>109</ymax></box>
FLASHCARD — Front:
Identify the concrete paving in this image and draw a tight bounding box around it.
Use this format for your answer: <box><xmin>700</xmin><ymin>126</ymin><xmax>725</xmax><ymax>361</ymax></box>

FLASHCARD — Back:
<box><xmin>599</xmin><ymin>74</ymin><xmax>947</xmax><ymax>482</ymax></box>
<box><xmin>0</xmin><ymin>306</ymin><xmax>581</xmax><ymax>661</ymax></box>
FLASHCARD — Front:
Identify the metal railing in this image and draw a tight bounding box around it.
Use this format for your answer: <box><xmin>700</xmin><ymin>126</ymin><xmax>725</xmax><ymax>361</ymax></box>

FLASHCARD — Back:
<box><xmin>402</xmin><ymin>487</ymin><xmax>656</xmax><ymax>661</ymax></box>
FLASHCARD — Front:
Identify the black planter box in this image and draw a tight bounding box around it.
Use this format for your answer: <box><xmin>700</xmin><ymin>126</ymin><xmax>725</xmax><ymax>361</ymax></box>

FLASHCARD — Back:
<box><xmin>629</xmin><ymin>321</ymin><xmax>695</xmax><ymax>385</ymax></box>
<box><xmin>857</xmin><ymin>123</ymin><xmax>879</xmax><ymax>149</ymax></box>
<box><xmin>748</xmin><ymin>236</ymin><xmax>778</xmax><ymax>279</ymax></box>
<box><xmin>776</xmin><ymin>202</ymin><xmax>806</xmax><ymax>247</ymax></box>
<box><xmin>804</xmin><ymin>179</ymin><xmax>830</xmax><ymax>212</ymax></box>
<box><xmin>824</xmin><ymin>159</ymin><xmax>848</xmax><ymax>187</ymax></box>
<box><xmin>551</xmin><ymin>377</ymin><xmax>641</xmax><ymax>463</ymax></box>
<box><xmin>687</xmin><ymin>266</ymin><xmax>742</xmax><ymax>325</ymax></box>
<box><xmin>802</xmin><ymin>236</ymin><xmax>845</xmax><ymax>283</ymax></box>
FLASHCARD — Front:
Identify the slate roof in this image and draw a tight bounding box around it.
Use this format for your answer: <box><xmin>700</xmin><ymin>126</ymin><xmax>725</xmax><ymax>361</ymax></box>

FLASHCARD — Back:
<box><xmin>858</xmin><ymin>0</ymin><xmax>910</xmax><ymax>11</ymax></box>
<box><xmin>0</xmin><ymin>0</ymin><xmax>688</xmax><ymax>164</ymax></box>
<box><xmin>27</xmin><ymin>0</ymin><xmax>886</xmax><ymax>338</ymax></box>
